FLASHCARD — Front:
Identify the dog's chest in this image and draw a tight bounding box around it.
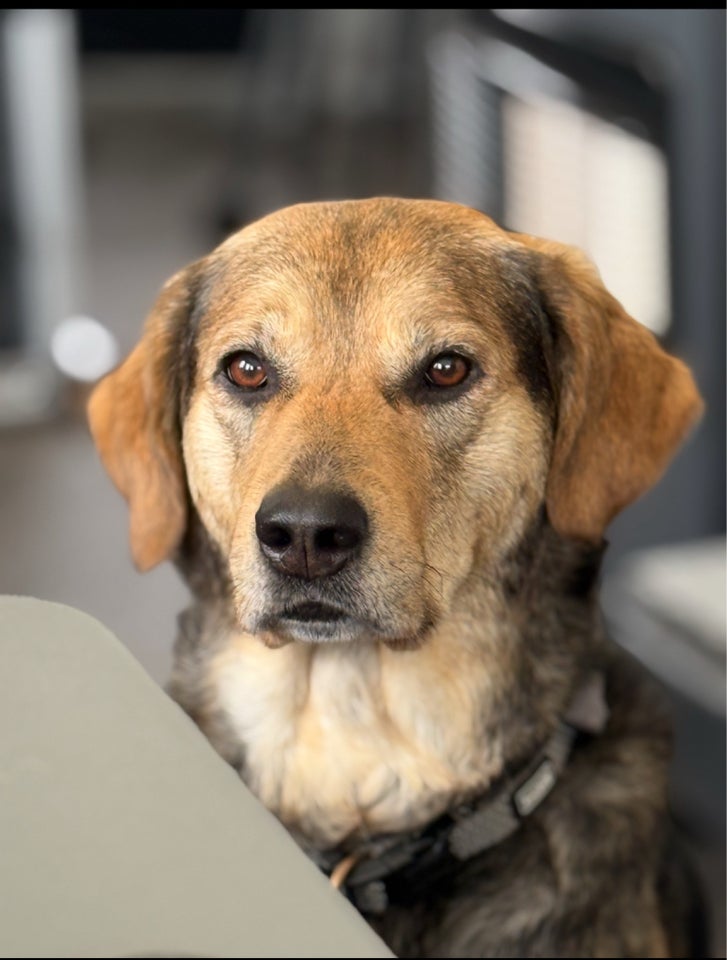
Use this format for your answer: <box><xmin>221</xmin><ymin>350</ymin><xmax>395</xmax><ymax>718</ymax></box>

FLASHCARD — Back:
<box><xmin>208</xmin><ymin>632</ymin><xmax>501</xmax><ymax>847</ymax></box>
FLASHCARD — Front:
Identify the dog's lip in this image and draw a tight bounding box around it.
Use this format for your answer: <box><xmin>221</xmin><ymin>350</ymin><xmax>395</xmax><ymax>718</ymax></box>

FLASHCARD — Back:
<box><xmin>279</xmin><ymin>601</ymin><xmax>348</xmax><ymax>622</ymax></box>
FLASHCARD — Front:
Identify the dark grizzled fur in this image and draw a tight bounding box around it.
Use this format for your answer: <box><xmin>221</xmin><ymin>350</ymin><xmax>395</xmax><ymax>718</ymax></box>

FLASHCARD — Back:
<box><xmin>495</xmin><ymin>250</ymin><xmax>560</xmax><ymax>409</ymax></box>
<box><xmin>177</xmin><ymin>506</ymin><xmax>231</xmax><ymax>604</ymax></box>
<box><xmin>168</xmin><ymin>502</ymin><xmax>703</xmax><ymax>958</ymax></box>
<box><xmin>371</xmin><ymin>647</ymin><xmax>690</xmax><ymax>959</ymax></box>
<box><xmin>489</xmin><ymin>509</ymin><xmax>606</xmax><ymax>756</ymax></box>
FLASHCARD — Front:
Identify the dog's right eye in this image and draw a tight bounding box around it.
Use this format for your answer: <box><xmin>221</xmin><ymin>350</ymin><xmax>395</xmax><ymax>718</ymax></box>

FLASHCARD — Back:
<box><xmin>224</xmin><ymin>351</ymin><xmax>269</xmax><ymax>390</ymax></box>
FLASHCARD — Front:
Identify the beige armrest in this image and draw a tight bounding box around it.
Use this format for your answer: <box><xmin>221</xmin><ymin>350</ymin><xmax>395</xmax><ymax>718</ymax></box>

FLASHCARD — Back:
<box><xmin>0</xmin><ymin>597</ymin><xmax>392</xmax><ymax>959</ymax></box>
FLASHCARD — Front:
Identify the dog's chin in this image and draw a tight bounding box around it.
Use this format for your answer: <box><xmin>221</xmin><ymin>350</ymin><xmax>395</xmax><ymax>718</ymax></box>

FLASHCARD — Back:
<box><xmin>262</xmin><ymin>617</ymin><xmax>368</xmax><ymax>647</ymax></box>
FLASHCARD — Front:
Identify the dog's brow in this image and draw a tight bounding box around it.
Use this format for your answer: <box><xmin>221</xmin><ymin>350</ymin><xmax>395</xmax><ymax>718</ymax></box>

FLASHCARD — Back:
<box><xmin>204</xmin><ymin>312</ymin><xmax>287</xmax><ymax>357</ymax></box>
<box><xmin>377</xmin><ymin>311</ymin><xmax>490</xmax><ymax>361</ymax></box>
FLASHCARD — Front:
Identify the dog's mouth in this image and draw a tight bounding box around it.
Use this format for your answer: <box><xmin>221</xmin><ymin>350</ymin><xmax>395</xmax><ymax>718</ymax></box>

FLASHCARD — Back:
<box><xmin>280</xmin><ymin>601</ymin><xmax>347</xmax><ymax>623</ymax></box>
<box><xmin>245</xmin><ymin>584</ymin><xmax>435</xmax><ymax>649</ymax></box>
<box><xmin>255</xmin><ymin>598</ymin><xmax>377</xmax><ymax>646</ymax></box>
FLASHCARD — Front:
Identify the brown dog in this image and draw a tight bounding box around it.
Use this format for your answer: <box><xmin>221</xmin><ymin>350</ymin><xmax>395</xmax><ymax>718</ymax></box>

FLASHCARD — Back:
<box><xmin>89</xmin><ymin>199</ymin><xmax>704</xmax><ymax>958</ymax></box>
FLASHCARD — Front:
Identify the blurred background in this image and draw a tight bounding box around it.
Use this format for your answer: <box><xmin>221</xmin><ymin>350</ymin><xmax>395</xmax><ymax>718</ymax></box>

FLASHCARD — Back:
<box><xmin>0</xmin><ymin>9</ymin><xmax>723</xmax><ymax>953</ymax></box>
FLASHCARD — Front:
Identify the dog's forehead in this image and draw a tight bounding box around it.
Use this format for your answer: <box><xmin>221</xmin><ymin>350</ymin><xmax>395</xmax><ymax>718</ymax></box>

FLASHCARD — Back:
<box><xmin>218</xmin><ymin>198</ymin><xmax>507</xmax><ymax>263</ymax></box>
<box><xmin>194</xmin><ymin>199</ymin><xmax>542</xmax><ymax>383</ymax></box>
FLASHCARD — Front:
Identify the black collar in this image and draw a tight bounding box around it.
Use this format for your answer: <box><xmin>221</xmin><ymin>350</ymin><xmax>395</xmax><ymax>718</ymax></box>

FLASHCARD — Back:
<box><xmin>314</xmin><ymin>671</ymin><xmax>609</xmax><ymax>915</ymax></box>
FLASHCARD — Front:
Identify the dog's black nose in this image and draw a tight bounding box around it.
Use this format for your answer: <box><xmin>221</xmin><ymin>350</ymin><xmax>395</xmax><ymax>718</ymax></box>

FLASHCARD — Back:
<box><xmin>255</xmin><ymin>483</ymin><xmax>368</xmax><ymax>580</ymax></box>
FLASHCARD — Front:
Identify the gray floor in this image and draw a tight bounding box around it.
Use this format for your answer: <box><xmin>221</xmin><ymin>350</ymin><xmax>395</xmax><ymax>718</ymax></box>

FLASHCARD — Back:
<box><xmin>0</xmin><ymin>53</ymin><xmax>723</xmax><ymax>956</ymax></box>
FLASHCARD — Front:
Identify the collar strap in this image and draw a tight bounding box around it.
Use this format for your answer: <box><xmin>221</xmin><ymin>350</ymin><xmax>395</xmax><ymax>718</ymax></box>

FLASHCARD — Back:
<box><xmin>322</xmin><ymin>670</ymin><xmax>609</xmax><ymax>914</ymax></box>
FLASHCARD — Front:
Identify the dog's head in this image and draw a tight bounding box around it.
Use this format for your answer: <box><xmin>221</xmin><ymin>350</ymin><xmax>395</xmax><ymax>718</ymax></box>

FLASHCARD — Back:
<box><xmin>88</xmin><ymin>199</ymin><xmax>702</xmax><ymax>649</ymax></box>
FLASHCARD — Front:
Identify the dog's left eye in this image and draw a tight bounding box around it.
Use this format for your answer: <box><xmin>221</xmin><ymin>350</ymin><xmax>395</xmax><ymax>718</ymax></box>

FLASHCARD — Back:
<box><xmin>224</xmin><ymin>351</ymin><xmax>268</xmax><ymax>390</ymax></box>
<box><xmin>424</xmin><ymin>353</ymin><xmax>472</xmax><ymax>389</ymax></box>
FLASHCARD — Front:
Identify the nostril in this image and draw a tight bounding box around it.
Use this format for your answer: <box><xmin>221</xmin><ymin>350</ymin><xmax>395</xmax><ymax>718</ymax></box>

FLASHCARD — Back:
<box><xmin>315</xmin><ymin>526</ymin><xmax>361</xmax><ymax>553</ymax></box>
<box><xmin>258</xmin><ymin>522</ymin><xmax>292</xmax><ymax>551</ymax></box>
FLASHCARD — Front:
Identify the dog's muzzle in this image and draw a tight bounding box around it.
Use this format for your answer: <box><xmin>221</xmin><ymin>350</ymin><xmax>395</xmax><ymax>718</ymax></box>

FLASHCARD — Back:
<box><xmin>252</xmin><ymin>482</ymin><xmax>376</xmax><ymax>643</ymax></box>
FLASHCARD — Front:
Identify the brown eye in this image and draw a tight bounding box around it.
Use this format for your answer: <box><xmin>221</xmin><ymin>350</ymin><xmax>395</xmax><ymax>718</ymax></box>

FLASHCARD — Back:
<box><xmin>225</xmin><ymin>351</ymin><xmax>268</xmax><ymax>389</ymax></box>
<box><xmin>424</xmin><ymin>353</ymin><xmax>471</xmax><ymax>389</ymax></box>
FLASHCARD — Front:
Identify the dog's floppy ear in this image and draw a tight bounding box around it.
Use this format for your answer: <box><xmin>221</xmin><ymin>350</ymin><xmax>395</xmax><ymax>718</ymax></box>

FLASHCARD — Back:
<box><xmin>88</xmin><ymin>262</ymin><xmax>203</xmax><ymax>571</ymax></box>
<box><xmin>520</xmin><ymin>235</ymin><xmax>703</xmax><ymax>543</ymax></box>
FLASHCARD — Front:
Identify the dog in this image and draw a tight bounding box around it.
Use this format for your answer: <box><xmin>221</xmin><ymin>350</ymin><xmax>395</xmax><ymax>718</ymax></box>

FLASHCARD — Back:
<box><xmin>88</xmin><ymin>198</ymin><xmax>705</xmax><ymax>958</ymax></box>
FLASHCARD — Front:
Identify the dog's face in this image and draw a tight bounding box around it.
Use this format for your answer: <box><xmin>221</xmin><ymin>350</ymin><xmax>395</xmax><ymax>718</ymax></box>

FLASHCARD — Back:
<box><xmin>180</xmin><ymin>203</ymin><xmax>556</xmax><ymax>650</ymax></box>
<box><xmin>89</xmin><ymin>199</ymin><xmax>702</xmax><ymax>650</ymax></box>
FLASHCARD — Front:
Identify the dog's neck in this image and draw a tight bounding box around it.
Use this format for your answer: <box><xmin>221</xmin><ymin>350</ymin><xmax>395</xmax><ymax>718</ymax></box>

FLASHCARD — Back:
<box><xmin>172</xmin><ymin>510</ymin><xmax>605</xmax><ymax>849</ymax></box>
